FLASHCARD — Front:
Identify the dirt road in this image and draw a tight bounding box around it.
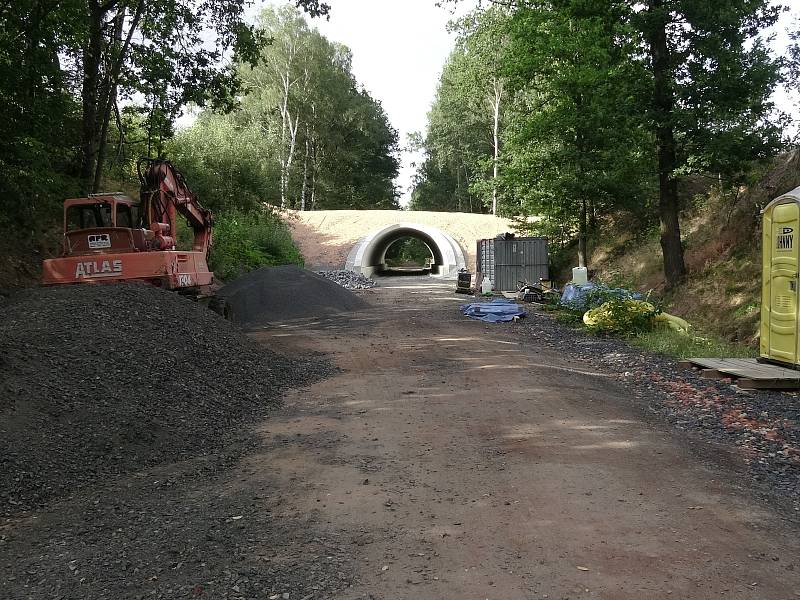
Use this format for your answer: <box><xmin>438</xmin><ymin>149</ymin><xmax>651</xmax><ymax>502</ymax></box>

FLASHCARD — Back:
<box><xmin>254</xmin><ymin>279</ymin><xmax>800</xmax><ymax>599</ymax></box>
<box><xmin>4</xmin><ymin>278</ymin><xmax>800</xmax><ymax>599</ymax></box>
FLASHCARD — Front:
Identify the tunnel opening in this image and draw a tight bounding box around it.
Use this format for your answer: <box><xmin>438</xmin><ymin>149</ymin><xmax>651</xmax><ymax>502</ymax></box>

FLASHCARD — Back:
<box><xmin>382</xmin><ymin>236</ymin><xmax>435</xmax><ymax>276</ymax></box>
<box><xmin>345</xmin><ymin>223</ymin><xmax>466</xmax><ymax>279</ymax></box>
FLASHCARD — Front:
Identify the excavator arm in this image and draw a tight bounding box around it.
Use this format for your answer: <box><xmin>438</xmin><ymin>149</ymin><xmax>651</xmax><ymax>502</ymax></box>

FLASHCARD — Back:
<box><xmin>137</xmin><ymin>158</ymin><xmax>213</xmax><ymax>254</ymax></box>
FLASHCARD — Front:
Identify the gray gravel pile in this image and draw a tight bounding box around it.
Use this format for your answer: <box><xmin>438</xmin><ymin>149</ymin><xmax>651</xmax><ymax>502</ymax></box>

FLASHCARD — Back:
<box><xmin>220</xmin><ymin>265</ymin><xmax>370</xmax><ymax>327</ymax></box>
<box><xmin>505</xmin><ymin>312</ymin><xmax>800</xmax><ymax>511</ymax></box>
<box><xmin>316</xmin><ymin>269</ymin><xmax>377</xmax><ymax>289</ymax></box>
<box><xmin>0</xmin><ymin>283</ymin><xmax>332</xmax><ymax>516</ymax></box>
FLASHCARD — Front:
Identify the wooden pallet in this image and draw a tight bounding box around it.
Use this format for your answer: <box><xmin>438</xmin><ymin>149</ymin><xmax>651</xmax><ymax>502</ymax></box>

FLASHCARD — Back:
<box><xmin>678</xmin><ymin>357</ymin><xmax>800</xmax><ymax>390</ymax></box>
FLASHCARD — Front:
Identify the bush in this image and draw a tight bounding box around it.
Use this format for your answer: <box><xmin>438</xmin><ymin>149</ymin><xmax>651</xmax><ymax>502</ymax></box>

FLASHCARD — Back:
<box><xmin>209</xmin><ymin>209</ymin><xmax>304</xmax><ymax>281</ymax></box>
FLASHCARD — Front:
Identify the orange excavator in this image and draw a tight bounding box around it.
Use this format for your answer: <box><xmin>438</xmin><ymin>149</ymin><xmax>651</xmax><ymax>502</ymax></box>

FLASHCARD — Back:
<box><xmin>42</xmin><ymin>158</ymin><xmax>227</xmax><ymax>314</ymax></box>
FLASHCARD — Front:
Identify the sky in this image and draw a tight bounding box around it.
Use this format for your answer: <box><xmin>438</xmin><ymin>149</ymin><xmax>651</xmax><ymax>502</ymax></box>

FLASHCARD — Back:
<box><xmin>238</xmin><ymin>1</ymin><xmax>798</xmax><ymax>207</ymax></box>
<box><xmin>252</xmin><ymin>0</ymin><xmax>477</xmax><ymax>206</ymax></box>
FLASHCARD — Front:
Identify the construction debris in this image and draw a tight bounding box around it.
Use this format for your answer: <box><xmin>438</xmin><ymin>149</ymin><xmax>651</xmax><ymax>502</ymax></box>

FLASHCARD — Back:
<box><xmin>316</xmin><ymin>269</ymin><xmax>377</xmax><ymax>290</ymax></box>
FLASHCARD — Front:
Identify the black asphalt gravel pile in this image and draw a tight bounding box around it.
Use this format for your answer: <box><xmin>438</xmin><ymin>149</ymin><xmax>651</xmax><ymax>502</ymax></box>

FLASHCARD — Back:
<box><xmin>0</xmin><ymin>435</ymin><xmax>354</xmax><ymax>600</ymax></box>
<box><xmin>504</xmin><ymin>309</ymin><xmax>800</xmax><ymax>512</ymax></box>
<box><xmin>316</xmin><ymin>269</ymin><xmax>377</xmax><ymax>290</ymax></box>
<box><xmin>0</xmin><ymin>283</ymin><xmax>332</xmax><ymax>517</ymax></box>
<box><xmin>220</xmin><ymin>264</ymin><xmax>370</xmax><ymax>327</ymax></box>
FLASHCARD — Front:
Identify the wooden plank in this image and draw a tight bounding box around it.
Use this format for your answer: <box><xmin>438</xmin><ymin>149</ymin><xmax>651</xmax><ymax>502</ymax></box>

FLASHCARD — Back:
<box><xmin>700</xmin><ymin>369</ymin><xmax>728</xmax><ymax>380</ymax></box>
<box><xmin>723</xmin><ymin>369</ymin><xmax>800</xmax><ymax>381</ymax></box>
<box><xmin>683</xmin><ymin>356</ymin><xmax>800</xmax><ymax>388</ymax></box>
<box><xmin>736</xmin><ymin>378</ymin><xmax>800</xmax><ymax>390</ymax></box>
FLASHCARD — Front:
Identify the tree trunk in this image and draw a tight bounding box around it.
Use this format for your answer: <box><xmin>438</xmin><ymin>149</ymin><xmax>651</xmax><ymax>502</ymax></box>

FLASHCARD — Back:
<box><xmin>490</xmin><ymin>79</ymin><xmax>503</xmax><ymax>216</ymax></box>
<box><xmin>93</xmin><ymin>1</ymin><xmax>145</xmax><ymax>192</ymax></box>
<box><xmin>455</xmin><ymin>163</ymin><xmax>462</xmax><ymax>212</ymax></box>
<box><xmin>79</xmin><ymin>1</ymin><xmax>104</xmax><ymax>192</ymax></box>
<box><xmin>279</xmin><ymin>76</ymin><xmax>290</xmax><ymax>208</ymax></box>
<box><xmin>648</xmin><ymin>0</ymin><xmax>686</xmax><ymax>288</ymax></box>
<box><xmin>578</xmin><ymin>197</ymin><xmax>588</xmax><ymax>268</ymax></box>
<box><xmin>310</xmin><ymin>142</ymin><xmax>318</xmax><ymax>210</ymax></box>
<box><xmin>301</xmin><ymin>126</ymin><xmax>310</xmax><ymax>211</ymax></box>
<box><xmin>283</xmin><ymin>112</ymin><xmax>300</xmax><ymax>208</ymax></box>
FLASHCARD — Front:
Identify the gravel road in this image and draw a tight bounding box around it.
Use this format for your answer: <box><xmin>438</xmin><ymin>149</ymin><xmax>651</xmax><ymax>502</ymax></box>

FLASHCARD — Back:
<box><xmin>509</xmin><ymin>311</ymin><xmax>800</xmax><ymax>511</ymax></box>
<box><xmin>3</xmin><ymin>278</ymin><xmax>800</xmax><ymax>599</ymax></box>
<box><xmin>251</xmin><ymin>278</ymin><xmax>800</xmax><ymax>599</ymax></box>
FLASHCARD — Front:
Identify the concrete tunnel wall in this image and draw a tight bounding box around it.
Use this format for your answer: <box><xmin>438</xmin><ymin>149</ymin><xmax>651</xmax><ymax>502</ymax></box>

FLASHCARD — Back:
<box><xmin>345</xmin><ymin>223</ymin><xmax>467</xmax><ymax>279</ymax></box>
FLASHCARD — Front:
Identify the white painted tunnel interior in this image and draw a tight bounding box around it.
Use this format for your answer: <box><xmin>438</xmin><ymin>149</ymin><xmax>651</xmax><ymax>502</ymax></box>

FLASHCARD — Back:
<box><xmin>345</xmin><ymin>223</ymin><xmax>467</xmax><ymax>279</ymax></box>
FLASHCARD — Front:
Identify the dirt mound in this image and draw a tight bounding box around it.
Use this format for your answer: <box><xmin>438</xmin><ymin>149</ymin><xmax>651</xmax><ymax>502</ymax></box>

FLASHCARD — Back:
<box><xmin>220</xmin><ymin>264</ymin><xmax>370</xmax><ymax>326</ymax></box>
<box><xmin>0</xmin><ymin>283</ymin><xmax>331</xmax><ymax>516</ymax></box>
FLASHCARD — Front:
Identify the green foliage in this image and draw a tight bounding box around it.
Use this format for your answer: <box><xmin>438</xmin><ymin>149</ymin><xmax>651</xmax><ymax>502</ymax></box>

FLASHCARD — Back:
<box><xmin>167</xmin><ymin>115</ymin><xmax>277</xmax><ymax>212</ymax></box>
<box><xmin>174</xmin><ymin>6</ymin><xmax>399</xmax><ymax>212</ymax></box>
<box><xmin>385</xmin><ymin>238</ymin><xmax>433</xmax><ymax>267</ymax></box>
<box><xmin>0</xmin><ymin>2</ymin><xmax>82</xmax><ymax>234</ymax></box>
<box><xmin>410</xmin><ymin>8</ymin><xmax>510</xmax><ymax>214</ymax></box>
<box><xmin>209</xmin><ymin>209</ymin><xmax>304</xmax><ymax>281</ymax></box>
<box><xmin>416</xmin><ymin>1</ymin><xmax>788</xmax><ymax>283</ymax></box>
<box><xmin>788</xmin><ymin>16</ymin><xmax>800</xmax><ymax>145</ymax></box>
<box><xmin>0</xmin><ymin>0</ymin><xmax>331</xmax><ymax>239</ymax></box>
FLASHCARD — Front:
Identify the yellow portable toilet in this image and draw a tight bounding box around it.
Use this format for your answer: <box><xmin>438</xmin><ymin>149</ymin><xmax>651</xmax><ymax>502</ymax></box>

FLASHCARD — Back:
<box><xmin>761</xmin><ymin>186</ymin><xmax>800</xmax><ymax>366</ymax></box>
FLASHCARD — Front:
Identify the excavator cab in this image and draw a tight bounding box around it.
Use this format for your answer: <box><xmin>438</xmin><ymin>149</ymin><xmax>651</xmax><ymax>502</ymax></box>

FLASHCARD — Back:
<box><xmin>61</xmin><ymin>195</ymin><xmax>150</xmax><ymax>256</ymax></box>
<box><xmin>65</xmin><ymin>196</ymin><xmax>139</xmax><ymax>231</ymax></box>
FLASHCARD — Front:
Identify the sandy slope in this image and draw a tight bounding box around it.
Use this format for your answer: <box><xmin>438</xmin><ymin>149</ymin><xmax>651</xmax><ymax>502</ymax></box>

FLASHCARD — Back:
<box><xmin>284</xmin><ymin>209</ymin><xmax>515</xmax><ymax>270</ymax></box>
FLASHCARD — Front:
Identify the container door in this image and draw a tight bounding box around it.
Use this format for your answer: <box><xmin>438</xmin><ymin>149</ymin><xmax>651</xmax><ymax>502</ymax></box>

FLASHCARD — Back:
<box><xmin>767</xmin><ymin>202</ymin><xmax>800</xmax><ymax>364</ymax></box>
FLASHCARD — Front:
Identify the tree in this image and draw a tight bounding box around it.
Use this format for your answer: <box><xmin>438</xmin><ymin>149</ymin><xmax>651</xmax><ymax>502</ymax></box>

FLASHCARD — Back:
<box><xmin>441</xmin><ymin>0</ymin><xmax>784</xmax><ymax>285</ymax></box>
<box><xmin>454</xmin><ymin>8</ymin><xmax>511</xmax><ymax>215</ymax></box>
<box><xmin>411</xmin><ymin>8</ymin><xmax>511</xmax><ymax>215</ymax></box>
<box><xmin>502</xmin><ymin>1</ymin><xmax>652</xmax><ymax>268</ymax></box>
<box><xmin>630</xmin><ymin>0</ymin><xmax>783</xmax><ymax>287</ymax></box>
<box><xmin>788</xmin><ymin>16</ymin><xmax>800</xmax><ymax>145</ymax></box>
<box><xmin>0</xmin><ymin>1</ymin><xmax>82</xmax><ymax>232</ymax></box>
<box><xmin>74</xmin><ymin>0</ymin><xmax>332</xmax><ymax>194</ymax></box>
<box><xmin>411</xmin><ymin>49</ymin><xmax>494</xmax><ymax>213</ymax></box>
<box><xmin>169</xmin><ymin>6</ymin><xmax>399</xmax><ymax>212</ymax></box>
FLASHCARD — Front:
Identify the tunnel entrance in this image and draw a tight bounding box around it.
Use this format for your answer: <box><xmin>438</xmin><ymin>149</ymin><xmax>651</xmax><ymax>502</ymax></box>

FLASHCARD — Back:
<box><xmin>383</xmin><ymin>237</ymin><xmax>435</xmax><ymax>276</ymax></box>
<box><xmin>345</xmin><ymin>223</ymin><xmax>466</xmax><ymax>279</ymax></box>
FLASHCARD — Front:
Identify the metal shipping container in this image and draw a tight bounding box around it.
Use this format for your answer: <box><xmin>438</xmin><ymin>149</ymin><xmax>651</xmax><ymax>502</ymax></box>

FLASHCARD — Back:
<box><xmin>476</xmin><ymin>237</ymin><xmax>549</xmax><ymax>292</ymax></box>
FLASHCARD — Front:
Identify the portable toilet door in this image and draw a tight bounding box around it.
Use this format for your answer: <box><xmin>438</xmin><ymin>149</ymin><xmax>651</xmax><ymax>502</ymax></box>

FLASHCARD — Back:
<box><xmin>761</xmin><ymin>186</ymin><xmax>800</xmax><ymax>366</ymax></box>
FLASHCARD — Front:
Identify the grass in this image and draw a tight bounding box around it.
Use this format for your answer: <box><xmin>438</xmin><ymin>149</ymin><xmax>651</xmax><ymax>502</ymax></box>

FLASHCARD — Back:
<box><xmin>546</xmin><ymin>304</ymin><xmax>757</xmax><ymax>360</ymax></box>
<box><xmin>629</xmin><ymin>328</ymin><xmax>757</xmax><ymax>360</ymax></box>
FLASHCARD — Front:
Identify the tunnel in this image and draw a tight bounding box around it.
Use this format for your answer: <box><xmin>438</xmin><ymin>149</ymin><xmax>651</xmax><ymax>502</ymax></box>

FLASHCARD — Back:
<box><xmin>345</xmin><ymin>223</ymin><xmax>467</xmax><ymax>279</ymax></box>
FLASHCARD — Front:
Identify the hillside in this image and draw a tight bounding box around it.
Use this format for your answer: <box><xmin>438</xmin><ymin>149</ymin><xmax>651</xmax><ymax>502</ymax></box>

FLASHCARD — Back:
<box><xmin>590</xmin><ymin>150</ymin><xmax>800</xmax><ymax>344</ymax></box>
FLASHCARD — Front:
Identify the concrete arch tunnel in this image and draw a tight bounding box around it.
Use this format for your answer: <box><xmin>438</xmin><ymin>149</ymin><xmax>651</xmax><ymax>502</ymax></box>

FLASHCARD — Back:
<box><xmin>345</xmin><ymin>223</ymin><xmax>467</xmax><ymax>278</ymax></box>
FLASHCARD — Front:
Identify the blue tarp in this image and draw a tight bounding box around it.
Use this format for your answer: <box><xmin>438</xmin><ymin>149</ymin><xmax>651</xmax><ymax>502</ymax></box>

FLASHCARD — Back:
<box><xmin>460</xmin><ymin>298</ymin><xmax>527</xmax><ymax>323</ymax></box>
<box><xmin>560</xmin><ymin>283</ymin><xmax>642</xmax><ymax>312</ymax></box>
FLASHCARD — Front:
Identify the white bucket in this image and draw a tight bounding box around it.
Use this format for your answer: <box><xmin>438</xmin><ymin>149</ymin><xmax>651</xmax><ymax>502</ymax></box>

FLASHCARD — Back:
<box><xmin>572</xmin><ymin>266</ymin><xmax>588</xmax><ymax>285</ymax></box>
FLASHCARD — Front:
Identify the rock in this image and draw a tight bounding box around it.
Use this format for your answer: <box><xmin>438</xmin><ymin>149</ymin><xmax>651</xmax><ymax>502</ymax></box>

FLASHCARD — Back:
<box><xmin>315</xmin><ymin>270</ymin><xmax>376</xmax><ymax>290</ymax></box>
